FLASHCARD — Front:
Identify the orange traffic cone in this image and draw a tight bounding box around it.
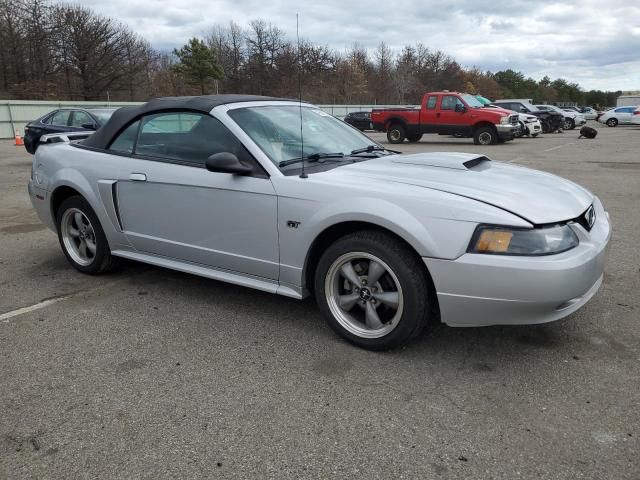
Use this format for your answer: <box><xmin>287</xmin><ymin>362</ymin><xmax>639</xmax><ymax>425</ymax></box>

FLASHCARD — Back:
<box><xmin>14</xmin><ymin>130</ymin><xmax>24</xmax><ymax>146</ymax></box>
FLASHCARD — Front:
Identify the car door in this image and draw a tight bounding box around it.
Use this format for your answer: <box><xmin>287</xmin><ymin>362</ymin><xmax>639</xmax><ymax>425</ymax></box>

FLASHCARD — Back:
<box><xmin>617</xmin><ymin>107</ymin><xmax>634</xmax><ymax>123</ymax></box>
<box><xmin>69</xmin><ymin>110</ymin><xmax>96</xmax><ymax>131</ymax></box>
<box><xmin>419</xmin><ymin>94</ymin><xmax>439</xmax><ymax>133</ymax></box>
<box><xmin>437</xmin><ymin>95</ymin><xmax>467</xmax><ymax>135</ymax></box>
<box><xmin>112</xmin><ymin>111</ymin><xmax>279</xmax><ymax>280</ymax></box>
<box><xmin>46</xmin><ymin>110</ymin><xmax>74</xmax><ymax>134</ymax></box>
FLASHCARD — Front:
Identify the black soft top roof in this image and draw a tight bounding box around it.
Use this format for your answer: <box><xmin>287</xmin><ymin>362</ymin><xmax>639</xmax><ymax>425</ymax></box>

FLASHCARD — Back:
<box><xmin>81</xmin><ymin>94</ymin><xmax>288</xmax><ymax>149</ymax></box>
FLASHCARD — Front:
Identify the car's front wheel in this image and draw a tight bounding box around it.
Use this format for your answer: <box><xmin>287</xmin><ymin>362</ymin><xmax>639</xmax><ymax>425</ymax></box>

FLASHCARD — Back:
<box><xmin>473</xmin><ymin>126</ymin><xmax>497</xmax><ymax>145</ymax></box>
<box><xmin>606</xmin><ymin>118</ymin><xmax>618</xmax><ymax>127</ymax></box>
<box><xmin>314</xmin><ymin>230</ymin><xmax>432</xmax><ymax>350</ymax></box>
<box><xmin>564</xmin><ymin>118</ymin><xmax>575</xmax><ymax>130</ymax></box>
<box><xmin>56</xmin><ymin>195</ymin><xmax>119</xmax><ymax>274</ymax></box>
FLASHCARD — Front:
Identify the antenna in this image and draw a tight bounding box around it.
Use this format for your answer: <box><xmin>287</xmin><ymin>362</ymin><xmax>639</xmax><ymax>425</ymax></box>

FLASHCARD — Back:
<box><xmin>296</xmin><ymin>13</ymin><xmax>307</xmax><ymax>179</ymax></box>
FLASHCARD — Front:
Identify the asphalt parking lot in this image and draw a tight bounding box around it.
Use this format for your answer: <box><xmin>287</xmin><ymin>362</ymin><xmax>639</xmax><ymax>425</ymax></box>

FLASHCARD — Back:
<box><xmin>1</xmin><ymin>124</ymin><xmax>639</xmax><ymax>479</ymax></box>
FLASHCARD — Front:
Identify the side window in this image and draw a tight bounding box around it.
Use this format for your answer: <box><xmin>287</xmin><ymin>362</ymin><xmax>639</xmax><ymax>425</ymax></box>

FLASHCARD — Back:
<box><xmin>70</xmin><ymin>110</ymin><xmax>93</xmax><ymax>128</ymax></box>
<box><xmin>134</xmin><ymin>112</ymin><xmax>250</xmax><ymax>166</ymax></box>
<box><xmin>50</xmin><ymin>110</ymin><xmax>71</xmax><ymax>126</ymax></box>
<box><xmin>426</xmin><ymin>96</ymin><xmax>437</xmax><ymax>109</ymax></box>
<box><xmin>440</xmin><ymin>96</ymin><xmax>461</xmax><ymax>110</ymax></box>
<box><xmin>108</xmin><ymin>121</ymin><xmax>140</xmax><ymax>154</ymax></box>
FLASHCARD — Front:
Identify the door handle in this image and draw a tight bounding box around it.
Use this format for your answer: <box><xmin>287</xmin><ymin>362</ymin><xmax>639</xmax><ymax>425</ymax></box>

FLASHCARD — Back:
<box><xmin>129</xmin><ymin>173</ymin><xmax>147</xmax><ymax>182</ymax></box>
<box><xmin>436</xmin><ymin>112</ymin><xmax>441</xmax><ymax>117</ymax></box>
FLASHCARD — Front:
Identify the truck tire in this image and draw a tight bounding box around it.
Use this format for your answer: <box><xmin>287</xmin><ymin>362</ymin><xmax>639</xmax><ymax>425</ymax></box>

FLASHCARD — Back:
<box><xmin>387</xmin><ymin>124</ymin><xmax>406</xmax><ymax>144</ymax></box>
<box><xmin>473</xmin><ymin>126</ymin><xmax>497</xmax><ymax>145</ymax></box>
<box><xmin>406</xmin><ymin>133</ymin><xmax>422</xmax><ymax>143</ymax></box>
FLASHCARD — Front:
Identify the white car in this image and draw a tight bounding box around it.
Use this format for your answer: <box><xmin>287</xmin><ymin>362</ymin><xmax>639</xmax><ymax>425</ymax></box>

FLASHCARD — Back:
<box><xmin>537</xmin><ymin>105</ymin><xmax>586</xmax><ymax>130</ymax></box>
<box><xmin>580</xmin><ymin>107</ymin><xmax>598</xmax><ymax>120</ymax></box>
<box><xmin>599</xmin><ymin>106</ymin><xmax>638</xmax><ymax>127</ymax></box>
<box><xmin>632</xmin><ymin>106</ymin><xmax>640</xmax><ymax>125</ymax></box>
<box><xmin>518</xmin><ymin>114</ymin><xmax>542</xmax><ymax>137</ymax></box>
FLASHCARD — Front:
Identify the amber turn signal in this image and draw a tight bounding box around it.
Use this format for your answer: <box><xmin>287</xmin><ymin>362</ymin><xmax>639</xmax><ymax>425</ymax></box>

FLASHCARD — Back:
<box><xmin>475</xmin><ymin>230</ymin><xmax>513</xmax><ymax>252</ymax></box>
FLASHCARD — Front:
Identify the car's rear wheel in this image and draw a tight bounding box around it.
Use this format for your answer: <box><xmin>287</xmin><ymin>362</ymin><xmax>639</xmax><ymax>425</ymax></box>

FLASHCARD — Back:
<box><xmin>606</xmin><ymin>118</ymin><xmax>618</xmax><ymax>127</ymax></box>
<box><xmin>406</xmin><ymin>133</ymin><xmax>422</xmax><ymax>143</ymax></box>
<box><xmin>473</xmin><ymin>126</ymin><xmax>497</xmax><ymax>145</ymax></box>
<box><xmin>564</xmin><ymin>118</ymin><xmax>575</xmax><ymax>130</ymax></box>
<box><xmin>314</xmin><ymin>230</ymin><xmax>432</xmax><ymax>350</ymax></box>
<box><xmin>56</xmin><ymin>195</ymin><xmax>119</xmax><ymax>274</ymax></box>
<box><xmin>387</xmin><ymin>124</ymin><xmax>406</xmax><ymax>144</ymax></box>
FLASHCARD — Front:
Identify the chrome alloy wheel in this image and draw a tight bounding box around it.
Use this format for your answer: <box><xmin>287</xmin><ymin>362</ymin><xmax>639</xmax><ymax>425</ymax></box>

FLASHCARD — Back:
<box><xmin>478</xmin><ymin>131</ymin><xmax>493</xmax><ymax>145</ymax></box>
<box><xmin>61</xmin><ymin>208</ymin><xmax>97</xmax><ymax>266</ymax></box>
<box><xmin>324</xmin><ymin>252</ymin><xmax>404</xmax><ymax>339</ymax></box>
<box><xmin>388</xmin><ymin>129</ymin><xmax>402</xmax><ymax>142</ymax></box>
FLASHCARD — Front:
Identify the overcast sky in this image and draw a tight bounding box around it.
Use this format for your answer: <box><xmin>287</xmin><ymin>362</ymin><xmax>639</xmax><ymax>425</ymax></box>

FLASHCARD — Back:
<box><xmin>84</xmin><ymin>0</ymin><xmax>640</xmax><ymax>91</ymax></box>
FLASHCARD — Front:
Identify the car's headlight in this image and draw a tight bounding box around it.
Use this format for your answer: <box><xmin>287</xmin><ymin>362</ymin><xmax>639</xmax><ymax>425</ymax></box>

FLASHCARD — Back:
<box><xmin>468</xmin><ymin>224</ymin><xmax>579</xmax><ymax>255</ymax></box>
<box><xmin>499</xmin><ymin>116</ymin><xmax>509</xmax><ymax>125</ymax></box>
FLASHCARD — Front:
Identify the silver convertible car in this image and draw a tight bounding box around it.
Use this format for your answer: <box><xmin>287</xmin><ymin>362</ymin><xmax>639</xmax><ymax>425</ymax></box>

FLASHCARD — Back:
<box><xmin>28</xmin><ymin>95</ymin><xmax>611</xmax><ymax>350</ymax></box>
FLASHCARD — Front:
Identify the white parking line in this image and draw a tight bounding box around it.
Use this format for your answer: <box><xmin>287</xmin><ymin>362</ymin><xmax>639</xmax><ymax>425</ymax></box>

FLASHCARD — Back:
<box><xmin>0</xmin><ymin>295</ymin><xmax>73</xmax><ymax>322</ymax></box>
<box><xmin>1</xmin><ymin>281</ymin><xmax>119</xmax><ymax>323</ymax></box>
<box><xmin>544</xmin><ymin>143</ymin><xmax>576</xmax><ymax>152</ymax></box>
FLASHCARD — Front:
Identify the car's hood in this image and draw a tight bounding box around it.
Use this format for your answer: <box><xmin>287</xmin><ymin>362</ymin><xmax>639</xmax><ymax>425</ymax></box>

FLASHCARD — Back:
<box><xmin>331</xmin><ymin>153</ymin><xmax>593</xmax><ymax>225</ymax></box>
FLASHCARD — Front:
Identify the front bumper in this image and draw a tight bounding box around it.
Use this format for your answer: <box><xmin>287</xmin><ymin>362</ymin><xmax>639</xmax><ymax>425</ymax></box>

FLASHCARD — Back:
<box><xmin>525</xmin><ymin>120</ymin><xmax>542</xmax><ymax>135</ymax></box>
<box><xmin>495</xmin><ymin>123</ymin><xmax>518</xmax><ymax>140</ymax></box>
<box><xmin>424</xmin><ymin>197</ymin><xmax>611</xmax><ymax>327</ymax></box>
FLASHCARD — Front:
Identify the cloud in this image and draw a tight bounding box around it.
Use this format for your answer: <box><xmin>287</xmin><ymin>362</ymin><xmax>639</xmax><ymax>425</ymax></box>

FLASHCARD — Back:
<box><xmin>81</xmin><ymin>0</ymin><xmax>639</xmax><ymax>90</ymax></box>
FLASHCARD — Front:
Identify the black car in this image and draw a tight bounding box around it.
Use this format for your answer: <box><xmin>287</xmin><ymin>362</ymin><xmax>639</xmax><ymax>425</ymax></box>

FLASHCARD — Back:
<box><xmin>344</xmin><ymin>111</ymin><xmax>372</xmax><ymax>131</ymax></box>
<box><xmin>24</xmin><ymin>107</ymin><xmax>117</xmax><ymax>154</ymax></box>
<box><xmin>491</xmin><ymin>100</ymin><xmax>564</xmax><ymax>133</ymax></box>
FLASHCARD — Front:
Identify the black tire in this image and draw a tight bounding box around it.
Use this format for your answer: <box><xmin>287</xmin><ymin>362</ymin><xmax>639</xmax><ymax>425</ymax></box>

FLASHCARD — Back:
<box><xmin>564</xmin><ymin>118</ymin><xmax>575</xmax><ymax>130</ymax></box>
<box><xmin>55</xmin><ymin>195</ymin><xmax>119</xmax><ymax>274</ymax></box>
<box><xmin>532</xmin><ymin>133</ymin><xmax>539</xmax><ymax>138</ymax></box>
<box><xmin>473</xmin><ymin>126</ymin><xmax>497</xmax><ymax>145</ymax></box>
<box><xmin>314</xmin><ymin>230</ymin><xmax>433</xmax><ymax>350</ymax></box>
<box><xmin>515</xmin><ymin>121</ymin><xmax>525</xmax><ymax>138</ymax></box>
<box><xmin>386</xmin><ymin>124</ymin><xmax>406</xmax><ymax>144</ymax></box>
<box><xmin>606</xmin><ymin>118</ymin><xmax>618</xmax><ymax>127</ymax></box>
<box><xmin>406</xmin><ymin>133</ymin><xmax>422</xmax><ymax>143</ymax></box>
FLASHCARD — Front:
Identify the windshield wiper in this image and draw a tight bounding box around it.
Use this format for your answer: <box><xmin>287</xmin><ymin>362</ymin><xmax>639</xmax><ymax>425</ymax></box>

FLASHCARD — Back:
<box><xmin>350</xmin><ymin>145</ymin><xmax>401</xmax><ymax>156</ymax></box>
<box><xmin>279</xmin><ymin>152</ymin><xmax>344</xmax><ymax>167</ymax></box>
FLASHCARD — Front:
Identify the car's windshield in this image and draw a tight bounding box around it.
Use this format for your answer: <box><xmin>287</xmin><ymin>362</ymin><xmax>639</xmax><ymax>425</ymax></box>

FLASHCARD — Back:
<box><xmin>88</xmin><ymin>109</ymin><xmax>117</xmax><ymax>124</ymax></box>
<box><xmin>228</xmin><ymin>105</ymin><xmax>373</xmax><ymax>167</ymax></box>
<box><xmin>460</xmin><ymin>94</ymin><xmax>484</xmax><ymax>108</ymax></box>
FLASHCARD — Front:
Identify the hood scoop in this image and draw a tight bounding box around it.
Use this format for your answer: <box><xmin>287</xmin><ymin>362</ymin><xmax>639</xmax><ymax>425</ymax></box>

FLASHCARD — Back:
<box><xmin>391</xmin><ymin>152</ymin><xmax>491</xmax><ymax>171</ymax></box>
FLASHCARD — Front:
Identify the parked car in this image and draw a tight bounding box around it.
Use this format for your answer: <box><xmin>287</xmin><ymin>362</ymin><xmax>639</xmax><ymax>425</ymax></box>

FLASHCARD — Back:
<box><xmin>632</xmin><ymin>106</ymin><xmax>640</xmax><ymax>125</ymax></box>
<box><xmin>475</xmin><ymin>96</ymin><xmax>541</xmax><ymax>138</ymax></box>
<box><xmin>371</xmin><ymin>92</ymin><xmax>518</xmax><ymax>145</ymax></box>
<box><xmin>596</xmin><ymin>107</ymin><xmax>614</xmax><ymax>122</ymax></box>
<box><xmin>598</xmin><ymin>106</ymin><xmax>638</xmax><ymax>127</ymax></box>
<box><xmin>344</xmin><ymin>111</ymin><xmax>372</xmax><ymax>131</ymax></box>
<box><xmin>24</xmin><ymin>108</ymin><xmax>117</xmax><ymax>154</ymax></box>
<box><xmin>491</xmin><ymin>99</ymin><xmax>564</xmax><ymax>133</ymax></box>
<box><xmin>29</xmin><ymin>94</ymin><xmax>611</xmax><ymax>350</ymax></box>
<box><xmin>579</xmin><ymin>107</ymin><xmax>598</xmax><ymax>120</ymax></box>
<box><xmin>536</xmin><ymin>105</ymin><xmax>586</xmax><ymax>130</ymax></box>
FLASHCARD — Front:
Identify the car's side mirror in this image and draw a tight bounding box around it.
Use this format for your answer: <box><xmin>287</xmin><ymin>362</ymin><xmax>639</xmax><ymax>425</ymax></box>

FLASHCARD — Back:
<box><xmin>520</xmin><ymin>107</ymin><xmax>528</xmax><ymax>113</ymax></box>
<box><xmin>81</xmin><ymin>122</ymin><xmax>97</xmax><ymax>130</ymax></box>
<box><xmin>205</xmin><ymin>152</ymin><xmax>253</xmax><ymax>175</ymax></box>
<box><xmin>455</xmin><ymin>104</ymin><xmax>466</xmax><ymax>113</ymax></box>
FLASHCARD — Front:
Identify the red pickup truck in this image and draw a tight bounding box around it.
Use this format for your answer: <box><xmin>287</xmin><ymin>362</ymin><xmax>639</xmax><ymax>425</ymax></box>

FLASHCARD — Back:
<box><xmin>371</xmin><ymin>91</ymin><xmax>519</xmax><ymax>145</ymax></box>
